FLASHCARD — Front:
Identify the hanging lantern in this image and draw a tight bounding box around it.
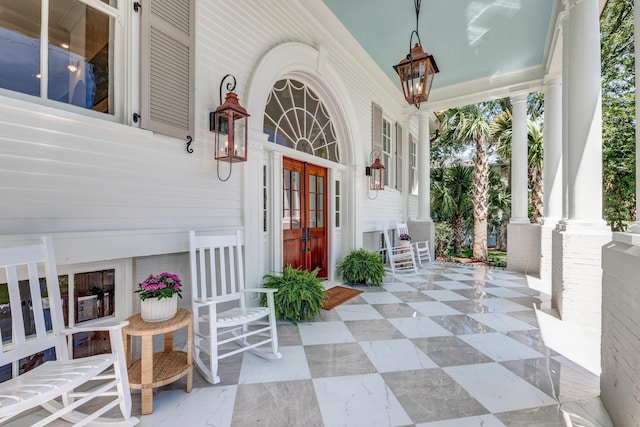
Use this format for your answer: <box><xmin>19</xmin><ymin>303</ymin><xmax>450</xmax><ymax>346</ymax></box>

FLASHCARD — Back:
<box><xmin>392</xmin><ymin>0</ymin><xmax>439</xmax><ymax>108</ymax></box>
<box><xmin>211</xmin><ymin>91</ymin><xmax>248</xmax><ymax>163</ymax></box>
<box><xmin>393</xmin><ymin>43</ymin><xmax>438</xmax><ymax>107</ymax></box>
<box><xmin>368</xmin><ymin>156</ymin><xmax>385</xmax><ymax>191</ymax></box>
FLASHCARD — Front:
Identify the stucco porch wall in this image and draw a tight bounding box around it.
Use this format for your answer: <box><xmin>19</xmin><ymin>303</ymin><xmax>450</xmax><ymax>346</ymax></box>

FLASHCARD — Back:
<box><xmin>506</xmin><ymin>223</ymin><xmax>541</xmax><ymax>275</ymax></box>
<box><xmin>601</xmin><ymin>237</ymin><xmax>640</xmax><ymax>427</ymax></box>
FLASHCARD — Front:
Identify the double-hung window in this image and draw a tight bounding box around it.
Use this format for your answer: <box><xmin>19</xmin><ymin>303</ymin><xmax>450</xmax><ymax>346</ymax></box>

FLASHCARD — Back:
<box><xmin>410</xmin><ymin>134</ymin><xmax>418</xmax><ymax>194</ymax></box>
<box><xmin>0</xmin><ymin>0</ymin><xmax>194</xmax><ymax>139</ymax></box>
<box><xmin>0</xmin><ymin>0</ymin><xmax>122</xmax><ymax>118</ymax></box>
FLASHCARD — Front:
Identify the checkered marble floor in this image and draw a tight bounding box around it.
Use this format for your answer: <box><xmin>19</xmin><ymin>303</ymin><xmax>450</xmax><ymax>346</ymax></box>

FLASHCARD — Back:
<box><xmin>139</xmin><ymin>263</ymin><xmax>612</xmax><ymax>426</ymax></box>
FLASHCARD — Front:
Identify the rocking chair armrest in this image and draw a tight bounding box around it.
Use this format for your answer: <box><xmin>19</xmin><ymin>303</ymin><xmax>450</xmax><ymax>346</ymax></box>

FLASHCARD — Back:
<box><xmin>193</xmin><ymin>297</ymin><xmax>218</xmax><ymax>306</ymax></box>
<box><xmin>243</xmin><ymin>288</ymin><xmax>277</xmax><ymax>294</ymax></box>
<box><xmin>61</xmin><ymin>320</ymin><xmax>129</xmax><ymax>335</ymax></box>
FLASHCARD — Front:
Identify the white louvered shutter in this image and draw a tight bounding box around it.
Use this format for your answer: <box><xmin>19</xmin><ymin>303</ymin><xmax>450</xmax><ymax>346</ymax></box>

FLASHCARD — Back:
<box><xmin>372</xmin><ymin>103</ymin><xmax>383</xmax><ymax>156</ymax></box>
<box><xmin>140</xmin><ymin>0</ymin><xmax>194</xmax><ymax>139</ymax></box>
<box><xmin>395</xmin><ymin>122</ymin><xmax>403</xmax><ymax>191</ymax></box>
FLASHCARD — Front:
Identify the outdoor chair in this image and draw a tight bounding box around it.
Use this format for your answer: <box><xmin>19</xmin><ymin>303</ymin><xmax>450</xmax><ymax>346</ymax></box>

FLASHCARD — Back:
<box><xmin>383</xmin><ymin>226</ymin><xmax>418</xmax><ymax>275</ymax></box>
<box><xmin>396</xmin><ymin>221</ymin><xmax>432</xmax><ymax>267</ymax></box>
<box><xmin>189</xmin><ymin>230</ymin><xmax>281</xmax><ymax>385</ymax></box>
<box><xmin>0</xmin><ymin>237</ymin><xmax>137</xmax><ymax>426</ymax></box>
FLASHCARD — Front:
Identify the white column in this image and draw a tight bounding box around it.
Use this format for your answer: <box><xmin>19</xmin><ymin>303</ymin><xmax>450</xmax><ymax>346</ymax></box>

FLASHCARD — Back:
<box><xmin>510</xmin><ymin>93</ymin><xmax>529</xmax><ymax>223</ymax></box>
<box><xmin>565</xmin><ymin>0</ymin><xmax>605</xmax><ymax>225</ymax></box>
<box><xmin>417</xmin><ymin>111</ymin><xmax>432</xmax><ymax>221</ymax></box>
<box><xmin>629</xmin><ymin>0</ymin><xmax>640</xmax><ymax>233</ymax></box>
<box><xmin>543</xmin><ymin>77</ymin><xmax>563</xmax><ymax>221</ymax></box>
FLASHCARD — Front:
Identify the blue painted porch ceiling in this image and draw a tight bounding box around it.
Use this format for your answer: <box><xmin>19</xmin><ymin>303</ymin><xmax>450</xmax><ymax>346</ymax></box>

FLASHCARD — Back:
<box><xmin>322</xmin><ymin>0</ymin><xmax>554</xmax><ymax>90</ymax></box>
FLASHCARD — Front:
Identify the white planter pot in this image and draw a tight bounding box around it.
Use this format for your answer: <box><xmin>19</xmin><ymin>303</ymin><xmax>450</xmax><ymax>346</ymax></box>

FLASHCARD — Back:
<box><xmin>140</xmin><ymin>295</ymin><xmax>178</xmax><ymax>322</ymax></box>
<box><xmin>399</xmin><ymin>240</ymin><xmax>412</xmax><ymax>247</ymax></box>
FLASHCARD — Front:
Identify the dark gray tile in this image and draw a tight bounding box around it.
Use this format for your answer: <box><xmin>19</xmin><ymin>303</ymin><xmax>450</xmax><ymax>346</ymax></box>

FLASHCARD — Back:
<box><xmin>459</xmin><ymin>280</ymin><xmax>499</xmax><ymax>288</ymax></box>
<box><xmin>412</xmin><ymin>336</ymin><xmax>494</xmax><ymax>367</ymax></box>
<box><xmin>277</xmin><ymin>323</ymin><xmax>303</xmax><ymax>346</ymax></box>
<box><xmin>232</xmin><ymin>379</ymin><xmax>323</xmax><ymax>426</ymax></box>
<box><xmin>494</xmin><ymin>404</ymin><xmax>566</xmax><ymax>426</ymax></box>
<box><xmin>506</xmin><ymin>310</ymin><xmax>540</xmax><ymax>327</ymax></box>
<box><xmin>430</xmin><ymin>314</ymin><xmax>497</xmax><ymax>335</ymax></box>
<box><xmin>382</xmin><ymin>368</ymin><xmax>489</xmax><ymax>423</ymax></box>
<box><xmin>304</xmin><ymin>342</ymin><xmax>376</xmax><ymax>378</ymax></box>
<box><xmin>506</xmin><ymin>330</ymin><xmax>558</xmax><ymax>357</ymax></box>
<box><xmin>442</xmin><ymin>300</ymin><xmax>497</xmax><ymax>314</ymax></box>
<box><xmin>372</xmin><ymin>303</ymin><xmax>424</xmax><ymax>318</ymax></box>
<box><xmin>452</xmin><ymin>288</ymin><xmax>495</xmax><ymax>299</ymax></box>
<box><xmin>344</xmin><ymin>319</ymin><xmax>405</xmax><ymax>341</ymax></box>
<box><xmin>507</xmin><ymin>296</ymin><xmax>549</xmax><ymax>309</ymax></box>
<box><xmin>500</xmin><ymin>357</ymin><xmax>600</xmax><ymax>404</ymax></box>
<box><xmin>392</xmin><ymin>291</ymin><xmax>435</xmax><ymax>302</ymax></box>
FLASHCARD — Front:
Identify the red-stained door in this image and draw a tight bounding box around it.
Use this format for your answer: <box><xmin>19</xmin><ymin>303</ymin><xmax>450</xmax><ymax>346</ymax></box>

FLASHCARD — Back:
<box><xmin>282</xmin><ymin>157</ymin><xmax>327</xmax><ymax>277</ymax></box>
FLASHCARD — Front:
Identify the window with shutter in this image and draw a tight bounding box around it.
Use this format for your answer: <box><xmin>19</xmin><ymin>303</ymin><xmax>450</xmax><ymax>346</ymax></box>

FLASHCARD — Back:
<box><xmin>140</xmin><ymin>0</ymin><xmax>194</xmax><ymax>140</ymax></box>
<box><xmin>371</xmin><ymin>102</ymin><xmax>383</xmax><ymax>156</ymax></box>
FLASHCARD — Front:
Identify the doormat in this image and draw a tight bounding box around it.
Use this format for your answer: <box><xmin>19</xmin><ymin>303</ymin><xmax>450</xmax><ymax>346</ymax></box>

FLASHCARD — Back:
<box><xmin>322</xmin><ymin>286</ymin><xmax>364</xmax><ymax>310</ymax></box>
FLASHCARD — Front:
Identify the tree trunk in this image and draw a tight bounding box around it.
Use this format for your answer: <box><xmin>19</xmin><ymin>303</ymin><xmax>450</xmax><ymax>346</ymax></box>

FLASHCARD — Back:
<box><xmin>473</xmin><ymin>137</ymin><xmax>489</xmax><ymax>261</ymax></box>
<box><xmin>530</xmin><ymin>166</ymin><xmax>543</xmax><ymax>224</ymax></box>
<box><xmin>496</xmin><ymin>216</ymin><xmax>508</xmax><ymax>251</ymax></box>
<box><xmin>452</xmin><ymin>214</ymin><xmax>463</xmax><ymax>255</ymax></box>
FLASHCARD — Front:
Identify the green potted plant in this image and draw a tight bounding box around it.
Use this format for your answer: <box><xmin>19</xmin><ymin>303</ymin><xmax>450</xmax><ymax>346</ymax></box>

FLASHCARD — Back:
<box><xmin>261</xmin><ymin>265</ymin><xmax>326</xmax><ymax>324</ymax></box>
<box><xmin>338</xmin><ymin>249</ymin><xmax>385</xmax><ymax>286</ymax></box>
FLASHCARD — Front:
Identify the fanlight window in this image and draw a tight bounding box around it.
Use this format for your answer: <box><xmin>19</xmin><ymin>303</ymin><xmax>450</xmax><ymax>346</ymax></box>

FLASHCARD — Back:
<box><xmin>264</xmin><ymin>79</ymin><xmax>340</xmax><ymax>162</ymax></box>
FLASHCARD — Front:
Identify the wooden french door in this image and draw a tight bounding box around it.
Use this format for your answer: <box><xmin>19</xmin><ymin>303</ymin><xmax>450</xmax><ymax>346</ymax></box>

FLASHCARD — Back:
<box><xmin>282</xmin><ymin>157</ymin><xmax>328</xmax><ymax>278</ymax></box>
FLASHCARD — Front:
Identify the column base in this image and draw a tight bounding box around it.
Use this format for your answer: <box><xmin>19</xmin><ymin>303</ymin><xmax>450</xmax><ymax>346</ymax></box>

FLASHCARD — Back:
<box><xmin>539</xmin><ymin>219</ymin><xmax>560</xmax><ymax>294</ymax></box>
<box><xmin>551</xmin><ymin>222</ymin><xmax>611</xmax><ymax>331</ymax></box>
<box><xmin>601</xmin><ymin>236</ymin><xmax>640</xmax><ymax>426</ymax></box>
<box><xmin>507</xmin><ymin>223</ymin><xmax>541</xmax><ymax>275</ymax></box>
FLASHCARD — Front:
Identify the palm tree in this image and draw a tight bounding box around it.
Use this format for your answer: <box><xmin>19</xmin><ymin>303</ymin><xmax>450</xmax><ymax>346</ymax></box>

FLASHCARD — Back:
<box><xmin>431</xmin><ymin>165</ymin><xmax>473</xmax><ymax>255</ymax></box>
<box><xmin>492</xmin><ymin>112</ymin><xmax>545</xmax><ymax>223</ymax></box>
<box><xmin>440</xmin><ymin>106</ymin><xmax>492</xmax><ymax>262</ymax></box>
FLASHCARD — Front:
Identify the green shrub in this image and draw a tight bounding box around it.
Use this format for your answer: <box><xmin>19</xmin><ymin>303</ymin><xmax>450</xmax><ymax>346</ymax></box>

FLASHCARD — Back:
<box><xmin>435</xmin><ymin>222</ymin><xmax>454</xmax><ymax>260</ymax></box>
<box><xmin>261</xmin><ymin>265</ymin><xmax>326</xmax><ymax>324</ymax></box>
<box><xmin>338</xmin><ymin>249</ymin><xmax>385</xmax><ymax>286</ymax></box>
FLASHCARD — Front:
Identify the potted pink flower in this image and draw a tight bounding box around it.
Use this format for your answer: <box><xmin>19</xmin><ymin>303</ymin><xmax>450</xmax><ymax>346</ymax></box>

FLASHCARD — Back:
<box><xmin>136</xmin><ymin>272</ymin><xmax>183</xmax><ymax>322</ymax></box>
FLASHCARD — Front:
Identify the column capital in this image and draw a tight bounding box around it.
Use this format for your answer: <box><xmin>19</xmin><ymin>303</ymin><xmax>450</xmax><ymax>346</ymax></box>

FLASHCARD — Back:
<box><xmin>510</xmin><ymin>92</ymin><xmax>529</xmax><ymax>103</ymax></box>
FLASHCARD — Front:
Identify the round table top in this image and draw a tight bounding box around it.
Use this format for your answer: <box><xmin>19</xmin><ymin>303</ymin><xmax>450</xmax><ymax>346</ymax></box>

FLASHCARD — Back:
<box><xmin>124</xmin><ymin>308</ymin><xmax>192</xmax><ymax>335</ymax></box>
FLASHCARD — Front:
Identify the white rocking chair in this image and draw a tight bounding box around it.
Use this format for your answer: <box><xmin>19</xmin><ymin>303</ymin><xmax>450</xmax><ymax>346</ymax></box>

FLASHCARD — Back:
<box><xmin>383</xmin><ymin>226</ymin><xmax>418</xmax><ymax>275</ymax></box>
<box><xmin>189</xmin><ymin>231</ymin><xmax>281</xmax><ymax>385</ymax></box>
<box><xmin>0</xmin><ymin>237</ymin><xmax>137</xmax><ymax>426</ymax></box>
<box><xmin>396</xmin><ymin>222</ymin><xmax>432</xmax><ymax>267</ymax></box>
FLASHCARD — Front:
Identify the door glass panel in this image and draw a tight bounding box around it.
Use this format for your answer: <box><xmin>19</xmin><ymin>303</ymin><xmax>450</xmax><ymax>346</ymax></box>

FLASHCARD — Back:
<box><xmin>309</xmin><ymin>175</ymin><xmax>316</xmax><ymax>192</ymax></box>
<box><xmin>283</xmin><ymin>170</ymin><xmax>290</xmax><ymax>189</ymax></box>
<box><xmin>317</xmin><ymin>194</ymin><xmax>323</xmax><ymax>210</ymax></box>
<box><xmin>317</xmin><ymin>211</ymin><xmax>324</xmax><ymax>227</ymax></box>
<box><xmin>318</xmin><ymin>176</ymin><xmax>324</xmax><ymax>192</ymax></box>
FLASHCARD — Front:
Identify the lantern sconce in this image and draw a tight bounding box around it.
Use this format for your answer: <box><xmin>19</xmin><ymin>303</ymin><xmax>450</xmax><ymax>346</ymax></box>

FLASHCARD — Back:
<box><xmin>392</xmin><ymin>0</ymin><xmax>439</xmax><ymax>109</ymax></box>
<box><xmin>366</xmin><ymin>148</ymin><xmax>385</xmax><ymax>200</ymax></box>
<box><xmin>209</xmin><ymin>74</ymin><xmax>250</xmax><ymax>182</ymax></box>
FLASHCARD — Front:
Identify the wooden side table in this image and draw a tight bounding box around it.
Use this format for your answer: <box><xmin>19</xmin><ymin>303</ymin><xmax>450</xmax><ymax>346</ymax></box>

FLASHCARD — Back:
<box><xmin>123</xmin><ymin>308</ymin><xmax>193</xmax><ymax>415</ymax></box>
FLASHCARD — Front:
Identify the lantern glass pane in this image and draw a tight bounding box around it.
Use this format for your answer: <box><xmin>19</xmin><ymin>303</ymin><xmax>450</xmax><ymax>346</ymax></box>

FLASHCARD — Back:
<box><xmin>232</xmin><ymin>116</ymin><xmax>246</xmax><ymax>159</ymax></box>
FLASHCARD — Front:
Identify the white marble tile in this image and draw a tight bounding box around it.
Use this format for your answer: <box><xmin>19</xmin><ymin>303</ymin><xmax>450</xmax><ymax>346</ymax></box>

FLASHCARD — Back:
<box><xmin>360</xmin><ymin>291</ymin><xmax>403</xmax><ymax>304</ymax></box>
<box><xmin>459</xmin><ymin>332</ymin><xmax>545</xmax><ymax>361</ymax></box>
<box><xmin>423</xmin><ymin>290</ymin><xmax>469</xmax><ymax>301</ymax></box>
<box><xmin>137</xmin><ymin>386</ymin><xmax>237</xmax><ymax>427</ymax></box>
<box><xmin>484</xmin><ymin>287</ymin><xmax>527</xmax><ymax>298</ymax></box>
<box><xmin>383</xmin><ymin>282</ymin><xmax>419</xmax><ymax>292</ymax></box>
<box><xmin>467</xmin><ymin>313</ymin><xmax>537</xmax><ymax>333</ymax></box>
<box><xmin>444</xmin><ymin>363</ymin><xmax>557</xmax><ymax>413</ymax></box>
<box><xmin>478</xmin><ymin>298</ymin><xmax>531</xmax><ymax>312</ymax></box>
<box><xmin>359</xmin><ymin>339</ymin><xmax>438</xmax><ymax>372</ymax></box>
<box><xmin>314</xmin><ymin>373</ymin><xmax>412</xmax><ymax>427</ymax></box>
<box><xmin>335</xmin><ymin>303</ymin><xmax>385</xmax><ymax>321</ymax></box>
<box><xmin>239</xmin><ymin>345</ymin><xmax>310</xmax><ymax>384</ymax></box>
<box><xmin>409</xmin><ymin>301</ymin><xmax>462</xmax><ymax>316</ymax></box>
<box><xmin>297</xmin><ymin>320</ymin><xmax>356</xmax><ymax>345</ymax></box>
<box><xmin>389</xmin><ymin>317</ymin><xmax>453</xmax><ymax>338</ymax></box>
<box><xmin>432</xmin><ymin>280</ymin><xmax>471</xmax><ymax>290</ymax></box>
<box><xmin>417</xmin><ymin>414</ymin><xmax>506</xmax><ymax>427</ymax></box>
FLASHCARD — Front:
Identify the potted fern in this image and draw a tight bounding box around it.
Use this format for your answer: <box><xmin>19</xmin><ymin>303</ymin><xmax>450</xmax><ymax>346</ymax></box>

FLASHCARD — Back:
<box><xmin>338</xmin><ymin>249</ymin><xmax>385</xmax><ymax>286</ymax></box>
<box><xmin>261</xmin><ymin>266</ymin><xmax>326</xmax><ymax>324</ymax></box>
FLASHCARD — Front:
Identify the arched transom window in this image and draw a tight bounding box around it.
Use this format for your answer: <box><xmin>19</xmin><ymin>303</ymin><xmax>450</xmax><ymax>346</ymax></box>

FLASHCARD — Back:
<box><xmin>264</xmin><ymin>79</ymin><xmax>340</xmax><ymax>162</ymax></box>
